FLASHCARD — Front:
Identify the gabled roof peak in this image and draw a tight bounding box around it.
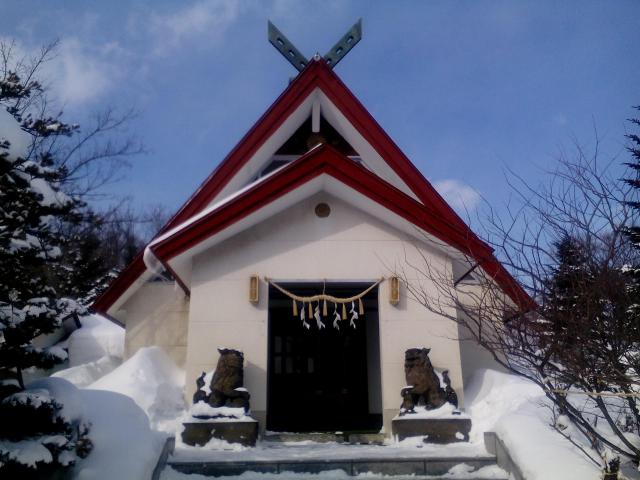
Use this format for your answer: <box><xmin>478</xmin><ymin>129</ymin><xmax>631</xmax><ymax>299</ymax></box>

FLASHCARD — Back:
<box><xmin>157</xmin><ymin>59</ymin><xmax>476</xmax><ymax>237</ymax></box>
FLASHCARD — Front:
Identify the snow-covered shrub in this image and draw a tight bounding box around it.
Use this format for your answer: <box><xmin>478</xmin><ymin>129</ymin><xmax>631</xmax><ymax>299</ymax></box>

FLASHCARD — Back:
<box><xmin>0</xmin><ymin>378</ymin><xmax>92</xmax><ymax>477</ymax></box>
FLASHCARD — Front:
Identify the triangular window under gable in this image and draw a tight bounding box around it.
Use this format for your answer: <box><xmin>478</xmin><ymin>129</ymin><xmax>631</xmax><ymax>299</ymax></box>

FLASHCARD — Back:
<box><xmin>257</xmin><ymin>116</ymin><xmax>361</xmax><ymax>178</ymax></box>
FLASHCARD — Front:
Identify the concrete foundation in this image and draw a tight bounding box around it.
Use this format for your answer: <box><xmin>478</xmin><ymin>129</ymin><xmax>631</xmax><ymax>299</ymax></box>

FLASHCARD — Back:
<box><xmin>182</xmin><ymin>420</ymin><xmax>259</xmax><ymax>447</ymax></box>
<box><xmin>392</xmin><ymin>417</ymin><xmax>472</xmax><ymax>443</ymax></box>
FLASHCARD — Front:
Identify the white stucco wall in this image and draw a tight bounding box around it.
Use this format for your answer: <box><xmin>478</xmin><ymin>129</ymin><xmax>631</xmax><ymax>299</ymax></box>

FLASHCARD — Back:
<box><xmin>184</xmin><ymin>193</ymin><xmax>464</xmax><ymax>434</ymax></box>
<box><xmin>116</xmin><ymin>282</ymin><xmax>189</xmax><ymax>368</ymax></box>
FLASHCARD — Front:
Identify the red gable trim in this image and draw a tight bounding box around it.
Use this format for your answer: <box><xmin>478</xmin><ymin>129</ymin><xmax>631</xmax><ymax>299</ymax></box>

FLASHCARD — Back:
<box><xmin>149</xmin><ymin>145</ymin><xmax>530</xmax><ymax>309</ymax></box>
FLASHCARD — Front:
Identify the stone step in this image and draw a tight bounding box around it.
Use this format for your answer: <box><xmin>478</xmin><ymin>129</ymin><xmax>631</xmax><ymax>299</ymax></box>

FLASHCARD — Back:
<box><xmin>165</xmin><ymin>467</ymin><xmax>507</xmax><ymax>480</ymax></box>
<box><xmin>262</xmin><ymin>432</ymin><xmax>344</xmax><ymax>443</ymax></box>
<box><xmin>168</xmin><ymin>455</ymin><xmax>505</xmax><ymax>478</ymax></box>
<box><xmin>262</xmin><ymin>432</ymin><xmax>386</xmax><ymax>445</ymax></box>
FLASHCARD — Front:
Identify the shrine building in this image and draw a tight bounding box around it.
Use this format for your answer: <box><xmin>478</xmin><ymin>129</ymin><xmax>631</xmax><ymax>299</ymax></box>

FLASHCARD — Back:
<box><xmin>92</xmin><ymin>28</ymin><xmax>526</xmax><ymax>435</ymax></box>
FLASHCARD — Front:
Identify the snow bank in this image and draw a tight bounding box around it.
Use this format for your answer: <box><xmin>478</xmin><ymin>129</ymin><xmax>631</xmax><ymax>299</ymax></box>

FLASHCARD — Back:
<box><xmin>74</xmin><ymin>389</ymin><xmax>164</xmax><ymax>480</ymax></box>
<box><xmin>466</xmin><ymin>369</ymin><xmax>600</xmax><ymax>480</ymax></box>
<box><xmin>52</xmin><ymin>355</ymin><xmax>121</xmax><ymax>387</ymax></box>
<box><xmin>465</xmin><ymin>369</ymin><xmax>540</xmax><ymax>442</ymax></box>
<box><xmin>67</xmin><ymin>314</ymin><xmax>124</xmax><ymax>366</ymax></box>
<box><xmin>496</xmin><ymin>407</ymin><xmax>599</xmax><ymax>480</ymax></box>
<box><xmin>90</xmin><ymin>346</ymin><xmax>185</xmax><ymax>432</ymax></box>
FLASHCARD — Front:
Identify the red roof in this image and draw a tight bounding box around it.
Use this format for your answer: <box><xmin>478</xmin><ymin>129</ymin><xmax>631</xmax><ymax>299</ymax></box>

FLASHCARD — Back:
<box><xmin>93</xmin><ymin>59</ymin><xmax>531</xmax><ymax>314</ymax></box>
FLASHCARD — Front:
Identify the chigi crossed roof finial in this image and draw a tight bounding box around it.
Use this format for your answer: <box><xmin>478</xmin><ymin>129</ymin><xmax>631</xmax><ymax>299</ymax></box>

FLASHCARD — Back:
<box><xmin>268</xmin><ymin>19</ymin><xmax>362</xmax><ymax>72</ymax></box>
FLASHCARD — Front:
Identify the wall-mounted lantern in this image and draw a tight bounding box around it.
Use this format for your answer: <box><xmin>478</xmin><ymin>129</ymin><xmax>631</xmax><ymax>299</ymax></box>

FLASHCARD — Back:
<box><xmin>389</xmin><ymin>276</ymin><xmax>400</xmax><ymax>305</ymax></box>
<box><xmin>249</xmin><ymin>275</ymin><xmax>260</xmax><ymax>304</ymax></box>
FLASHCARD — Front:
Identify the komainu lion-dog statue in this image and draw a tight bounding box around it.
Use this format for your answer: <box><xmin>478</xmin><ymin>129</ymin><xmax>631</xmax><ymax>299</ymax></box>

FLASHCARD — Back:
<box><xmin>400</xmin><ymin>347</ymin><xmax>458</xmax><ymax>415</ymax></box>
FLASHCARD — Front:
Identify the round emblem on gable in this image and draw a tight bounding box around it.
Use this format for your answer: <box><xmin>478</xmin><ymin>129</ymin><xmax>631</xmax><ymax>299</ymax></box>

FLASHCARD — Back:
<box><xmin>315</xmin><ymin>203</ymin><xmax>331</xmax><ymax>218</ymax></box>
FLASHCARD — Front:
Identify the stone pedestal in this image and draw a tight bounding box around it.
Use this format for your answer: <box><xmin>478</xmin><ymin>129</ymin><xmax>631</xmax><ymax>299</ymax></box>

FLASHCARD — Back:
<box><xmin>182</xmin><ymin>419</ymin><xmax>259</xmax><ymax>447</ymax></box>
<box><xmin>392</xmin><ymin>417</ymin><xmax>472</xmax><ymax>443</ymax></box>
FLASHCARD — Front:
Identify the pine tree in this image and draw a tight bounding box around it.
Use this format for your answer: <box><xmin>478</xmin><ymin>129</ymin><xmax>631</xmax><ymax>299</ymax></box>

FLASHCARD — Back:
<box><xmin>539</xmin><ymin>235</ymin><xmax>604</xmax><ymax>367</ymax></box>
<box><xmin>543</xmin><ymin>236</ymin><xmax>592</xmax><ymax>342</ymax></box>
<box><xmin>0</xmin><ymin>52</ymin><xmax>92</xmax><ymax>476</ymax></box>
<box><xmin>623</xmin><ymin>106</ymin><xmax>640</xmax><ymax>313</ymax></box>
<box><xmin>620</xmin><ymin>107</ymin><xmax>640</xmax><ymax>426</ymax></box>
<box><xmin>623</xmin><ymin>107</ymin><xmax>640</xmax><ymax>234</ymax></box>
<box><xmin>57</xmin><ymin>215</ymin><xmax>112</xmax><ymax>305</ymax></box>
<box><xmin>0</xmin><ymin>72</ymin><xmax>82</xmax><ymax>388</ymax></box>
<box><xmin>541</xmin><ymin>234</ymin><xmax>636</xmax><ymax>392</ymax></box>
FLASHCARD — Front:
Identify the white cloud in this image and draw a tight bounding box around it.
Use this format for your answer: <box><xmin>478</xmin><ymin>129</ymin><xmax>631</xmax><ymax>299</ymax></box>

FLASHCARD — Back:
<box><xmin>149</xmin><ymin>0</ymin><xmax>241</xmax><ymax>55</ymax></box>
<box><xmin>1</xmin><ymin>37</ymin><xmax>126</xmax><ymax>107</ymax></box>
<box><xmin>433</xmin><ymin>179</ymin><xmax>481</xmax><ymax>214</ymax></box>
<box><xmin>50</xmin><ymin>38</ymin><xmax>120</xmax><ymax>106</ymax></box>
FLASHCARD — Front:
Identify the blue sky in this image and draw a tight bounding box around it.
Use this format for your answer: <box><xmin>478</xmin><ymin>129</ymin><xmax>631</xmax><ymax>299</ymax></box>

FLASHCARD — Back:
<box><xmin>2</xmin><ymin>0</ymin><xmax>639</xmax><ymax>220</ymax></box>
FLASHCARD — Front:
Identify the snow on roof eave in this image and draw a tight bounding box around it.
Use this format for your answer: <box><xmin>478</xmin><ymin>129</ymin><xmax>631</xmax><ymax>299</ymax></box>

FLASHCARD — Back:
<box><xmin>104</xmin><ymin>167</ymin><xmax>291</xmax><ymax>316</ymax></box>
<box><xmin>149</xmin><ymin>161</ymin><xmax>292</xmax><ymax>250</ymax></box>
<box><xmin>163</xmin><ymin>174</ymin><xmax>462</xmax><ymax>288</ymax></box>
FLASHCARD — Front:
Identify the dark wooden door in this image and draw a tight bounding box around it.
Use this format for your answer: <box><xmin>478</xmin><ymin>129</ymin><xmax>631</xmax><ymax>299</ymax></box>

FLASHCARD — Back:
<box><xmin>267</xmin><ymin>283</ymin><xmax>380</xmax><ymax>432</ymax></box>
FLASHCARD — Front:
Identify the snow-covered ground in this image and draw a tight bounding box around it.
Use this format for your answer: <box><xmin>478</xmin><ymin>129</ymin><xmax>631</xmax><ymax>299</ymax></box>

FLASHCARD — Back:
<box><xmin>38</xmin><ymin>314</ymin><xmax>637</xmax><ymax>479</ymax></box>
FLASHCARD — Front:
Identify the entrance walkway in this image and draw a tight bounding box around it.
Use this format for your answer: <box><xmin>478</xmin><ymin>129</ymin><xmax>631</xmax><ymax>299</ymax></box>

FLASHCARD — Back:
<box><xmin>161</xmin><ymin>437</ymin><xmax>509</xmax><ymax>479</ymax></box>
